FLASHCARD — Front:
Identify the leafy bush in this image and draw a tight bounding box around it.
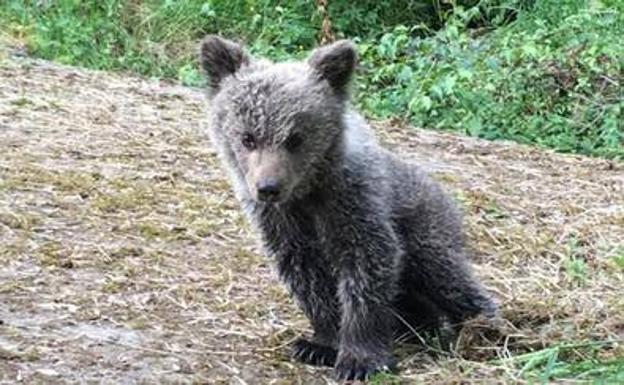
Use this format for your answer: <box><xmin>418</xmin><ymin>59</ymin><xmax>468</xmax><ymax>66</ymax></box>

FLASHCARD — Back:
<box><xmin>355</xmin><ymin>1</ymin><xmax>623</xmax><ymax>158</ymax></box>
<box><xmin>1</xmin><ymin>0</ymin><xmax>621</xmax><ymax>158</ymax></box>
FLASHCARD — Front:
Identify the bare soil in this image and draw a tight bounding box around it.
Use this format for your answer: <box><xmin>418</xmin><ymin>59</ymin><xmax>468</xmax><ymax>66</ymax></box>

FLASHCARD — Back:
<box><xmin>1</xmin><ymin>46</ymin><xmax>622</xmax><ymax>384</ymax></box>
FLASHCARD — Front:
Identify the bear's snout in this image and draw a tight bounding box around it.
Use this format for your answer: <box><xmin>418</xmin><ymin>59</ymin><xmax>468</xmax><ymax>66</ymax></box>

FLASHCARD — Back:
<box><xmin>256</xmin><ymin>178</ymin><xmax>281</xmax><ymax>202</ymax></box>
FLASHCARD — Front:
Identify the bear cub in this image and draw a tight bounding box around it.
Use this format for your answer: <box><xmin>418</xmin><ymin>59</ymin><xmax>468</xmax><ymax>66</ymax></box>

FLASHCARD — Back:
<box><xmin>199</xmin><ymin>35</ymin><xmax>497</xmax><ymax>381</ymax></box>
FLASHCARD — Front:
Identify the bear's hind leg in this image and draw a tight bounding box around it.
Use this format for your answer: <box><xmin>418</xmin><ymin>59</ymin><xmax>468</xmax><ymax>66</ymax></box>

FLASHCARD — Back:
<box><xmin>406</xmin><ymin>249</ymin><xmax>497</xmax><ymax>327</ymax></box>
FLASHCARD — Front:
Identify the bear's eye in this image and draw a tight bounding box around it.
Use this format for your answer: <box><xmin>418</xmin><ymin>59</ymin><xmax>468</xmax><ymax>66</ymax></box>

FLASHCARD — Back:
<box><xmin>241</xmin><ymin>133</ymin><xmax>257</xmax><ymax>150</ymax></box>
<box><xmin>284</xmin><ymin>133</ymin><xmax>303</xmax><ymax>151</ymax></box>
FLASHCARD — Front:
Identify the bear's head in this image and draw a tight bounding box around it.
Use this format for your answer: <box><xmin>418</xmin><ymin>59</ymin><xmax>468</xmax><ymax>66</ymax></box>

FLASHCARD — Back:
<box><xmin>200</xmin><ymin>36</ymin><xmax>357</xmax><ymax>204</ymax></box>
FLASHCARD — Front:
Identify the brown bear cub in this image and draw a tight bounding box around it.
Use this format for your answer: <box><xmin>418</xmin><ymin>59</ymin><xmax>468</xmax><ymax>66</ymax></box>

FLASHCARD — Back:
<box><xmin>199</xmin><ymin>35</ymin><xmax>497</xmax><ymax>381</ymax></box>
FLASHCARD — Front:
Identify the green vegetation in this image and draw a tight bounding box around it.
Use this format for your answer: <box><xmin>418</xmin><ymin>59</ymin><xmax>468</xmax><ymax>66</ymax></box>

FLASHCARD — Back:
<box><xmin>368</xmin><ymin>371</ymin><xmax>401</xmax><ymax>385</ymax></box>
<box><xmin>1</xmin><ymin>0</ymin><xmax>621</xmax><ymax>158</ymax></box>
<box><xmin>498</xmin><ymin>341</ymin><xmax>624</xmax><ymax>384</ymax></box>
<box><xmin>359</xmin><ymin>2</ymin><xmax>623</xmax><ymax>158</ymax></box>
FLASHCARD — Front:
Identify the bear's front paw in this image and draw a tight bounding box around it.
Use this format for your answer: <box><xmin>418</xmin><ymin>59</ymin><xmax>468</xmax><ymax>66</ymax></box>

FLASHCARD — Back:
<box><xmin>333</xmin><ymin>351</ymin><xmax>396</xmax><ymax>381</ymax></box>
<box><xmin>291</xmin><ymin>338</ymin><xmax>337</xmax><ymax>367</ymax></box>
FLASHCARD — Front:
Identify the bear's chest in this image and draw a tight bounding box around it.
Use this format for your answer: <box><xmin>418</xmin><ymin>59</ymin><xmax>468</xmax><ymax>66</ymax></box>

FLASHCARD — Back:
<box><xmin>255</xmin><ymin>203</ymin><xmax>336</xmax><ymax>261</ymax></box>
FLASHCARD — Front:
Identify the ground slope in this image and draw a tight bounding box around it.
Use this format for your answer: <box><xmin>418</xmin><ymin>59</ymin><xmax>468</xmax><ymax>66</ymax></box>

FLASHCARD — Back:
<box><xmin>0</xmin><ymin>48</ymin><xmax>622</xmax><ymax>384</ymax></box>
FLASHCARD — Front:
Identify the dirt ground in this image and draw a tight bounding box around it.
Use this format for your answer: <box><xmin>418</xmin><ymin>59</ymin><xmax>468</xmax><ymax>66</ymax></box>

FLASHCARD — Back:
<box><xmin>0</xmin><ymin>46</ymin><xmax>622</xmax><ymax>384</ymax></box>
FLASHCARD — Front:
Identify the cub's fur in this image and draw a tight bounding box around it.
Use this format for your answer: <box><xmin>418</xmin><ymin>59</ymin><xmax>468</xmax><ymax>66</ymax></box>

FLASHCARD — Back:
<box><xmin>200</xmin><ymin>36</ymin><xmax>497</xmax><ymax>381</ymax></box>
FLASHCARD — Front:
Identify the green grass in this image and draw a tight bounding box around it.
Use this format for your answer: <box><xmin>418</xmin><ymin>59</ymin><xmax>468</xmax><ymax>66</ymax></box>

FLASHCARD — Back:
<box><xmin>0</xmin><ymin>0</ymin><xmax>319</xmax><ymax>85</ymax></box>
<box><xmin>497</xmin><ymin>341</ymin><xmax>624</xmax><ymax>384</ymax></box>
<box><xmin>0</xmin><ymin>0</ymin><xmax>621</xmax><ymax>159</ymax></box>
<box><xmin>368</xmin><ymin>371</ymin><xmax>402</xmax><ymax>385</ymax></box>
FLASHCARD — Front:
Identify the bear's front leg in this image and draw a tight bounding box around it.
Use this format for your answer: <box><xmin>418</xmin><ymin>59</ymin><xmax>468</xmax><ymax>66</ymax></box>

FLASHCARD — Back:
<box><xmin>256</xmin><ymin>206</ymin><xmax>342</xmax><ymax>367</ymax></box>
<box><xmin>335</xmin><ymin>286</ymin><xmax>397</xmax><ymax>380</ymax></box>
<box><xmin>272</xmin><ymin>242</ymin><xmax>341</xmax><ymax>366</ymax></box>
<box><xmin>329</xmin><ymin>216</ymin><xmax>401</xmax><ymax>381</ymax></box>
<box><xmin>280</xmin><ymin>253</ymin><xmax>341</xmax><ymax>367</ymax></box>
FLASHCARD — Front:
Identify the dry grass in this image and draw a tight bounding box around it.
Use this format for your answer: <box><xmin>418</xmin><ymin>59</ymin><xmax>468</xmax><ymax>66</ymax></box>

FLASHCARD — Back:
<box><xmin>0</xmin><ymin>44</ymin><xmax>622</xmax><ymax>384</ymax></box>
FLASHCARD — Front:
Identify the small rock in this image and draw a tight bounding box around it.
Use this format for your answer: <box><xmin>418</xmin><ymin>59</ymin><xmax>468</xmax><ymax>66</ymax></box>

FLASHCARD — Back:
<box><xmin>35</xmin><ymin>368</ymin><xmax>60</xmax><ymax>377</ymax></box>
<box><xmin>60</xmin><ymin>259</ymin><xmax>74</xmax><ymax>268</ymax></box>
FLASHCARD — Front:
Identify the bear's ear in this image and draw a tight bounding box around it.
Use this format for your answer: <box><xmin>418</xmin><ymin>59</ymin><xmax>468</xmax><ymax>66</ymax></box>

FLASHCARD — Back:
<box><xmin>307</xmin><ymin>40</ymin><xmax>357</xmax><ymax>93</ymax></box>
<box><xmin>200</xmin><ymin>35</ymin><xmax>249</xmax><ymax>92</ymax></box>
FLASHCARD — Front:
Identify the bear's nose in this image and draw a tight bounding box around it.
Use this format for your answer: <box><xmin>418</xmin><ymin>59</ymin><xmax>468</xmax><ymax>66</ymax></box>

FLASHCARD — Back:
<box><xmin>256</xmin><ymin>178</ymin><xmax>281</xmax><ymax>201</ymax></box>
